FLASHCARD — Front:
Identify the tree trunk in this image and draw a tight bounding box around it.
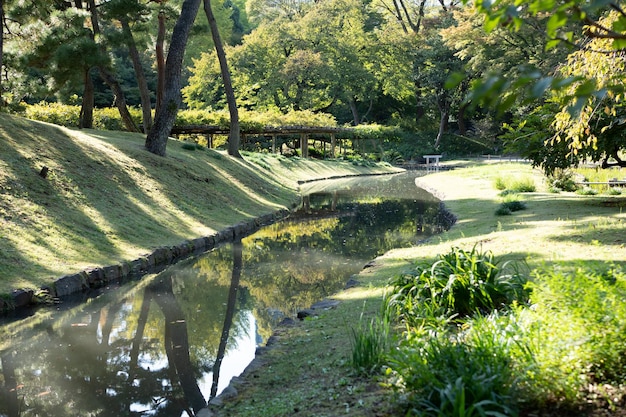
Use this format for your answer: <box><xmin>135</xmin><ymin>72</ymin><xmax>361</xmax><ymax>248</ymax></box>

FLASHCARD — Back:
<box><xmin>435</xmin><ymin>109</ymin><xmax>449</xmax><ymax>149</ymax></box>
<box><xmin>210</xmin><ymin>240</ymin><xmax>243</xmax><ymax>400</ymax></box>
<box><xmin>87</xmin><ymin>0</ymin><xmax>139</xmax><ymax>132</ymax></box>
<box><xmin>156</xmin><ymin>11</ymin><xmax>166</xmax><ymax>112</ymax></box>
<box><xmin>457</xmin><ymin>101</ymin><xmax>468</xmax><ymax>135</ymax></box>
<box><xmin>151</xmin><ymin>276</ymin><xmax>207</xmax><ymax>413</ymax></box>
<box><xmin>97</xmin><ymin>66</ymin><xmax>139</xmax><ymax>132</ymax></box>
<box><xmin>121</xmin><ymin>18</ymin><xmax>153</xmax><ymax>133</ymax></box>
<box><xmin>0</xmin><ymin>0</ymin><xmax>4</xmax><ymax>107</ymax></box>
<box><xmin>348</xmin><ymin>97</ymin><xmax>360</xmax><ymax>126</ymax></box>
<box><xmin>79</xmin><ymin>67</ymin><xmax>94</xmax><ymax>129</ymax></box>
<box><xmin>203</xmin><ymin>0</ymin><xmax>241</xmax><ymax>157</ymax></box>
<box><xmin>146</xmin><ymin>0</ymin><xmax>201</xmax><ymax>156</ymax></box>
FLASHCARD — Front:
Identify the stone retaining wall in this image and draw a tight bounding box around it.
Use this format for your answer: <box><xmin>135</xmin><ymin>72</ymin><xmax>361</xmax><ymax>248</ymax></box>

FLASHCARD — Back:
<box><xmin>2</xmin><ymin>209</ymin><xmax>291</xmax><ymax>311</ymax></box>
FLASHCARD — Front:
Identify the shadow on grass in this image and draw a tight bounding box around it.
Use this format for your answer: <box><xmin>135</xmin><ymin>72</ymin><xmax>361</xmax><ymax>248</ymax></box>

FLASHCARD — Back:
<box><xmin>0</xmin><ymin>115</ymin><xmax>298</xmax><ymax>290</ymax></box>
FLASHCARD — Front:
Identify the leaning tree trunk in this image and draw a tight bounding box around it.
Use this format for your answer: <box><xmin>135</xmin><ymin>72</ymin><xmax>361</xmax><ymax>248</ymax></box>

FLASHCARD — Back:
<box><xmin>203</xmin><ymin>0</ymin><xmax>241</xmax><ymax>158</ymax></box>
<box><xmin>146</xmin><ymin>0</ymin><xmax>202</xmax><ymax>156</ymax></box>
<box><xmin>121</xmin><ymin>18</ymin><xmax>153</xmax><ymax>133</ymax></box>
<box><xmin>348</xmin><ymin>97</ymin><xmax>360</xmax><ymax>126</ymax></box>
<box><xmin>87</xmin><ymin>0</ymin><xmax>139</xmax><ymax>132</ymax></box>
<box><xmin>98</xmin><ymin>67</ymin><xmax>140</xmax><ymax>132</ymax></box>
<box><xmin>435</xmin><ymin>110</ymin><xmax>449</xmax><ymax>149</ymax></box>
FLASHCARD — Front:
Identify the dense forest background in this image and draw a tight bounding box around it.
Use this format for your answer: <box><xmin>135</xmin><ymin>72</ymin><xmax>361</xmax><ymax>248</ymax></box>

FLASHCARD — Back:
<box><xmin>1</xmin><ymin>0</ymin><xmax>626</xmax><ymax>171</ymax></box>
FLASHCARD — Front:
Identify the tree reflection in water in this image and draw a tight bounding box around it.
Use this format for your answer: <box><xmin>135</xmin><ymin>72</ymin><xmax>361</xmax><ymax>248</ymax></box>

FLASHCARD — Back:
<box><xmin>0</xmin><ymin>172</ymin><xmax>448</xmax><ymax>416</ymax></box>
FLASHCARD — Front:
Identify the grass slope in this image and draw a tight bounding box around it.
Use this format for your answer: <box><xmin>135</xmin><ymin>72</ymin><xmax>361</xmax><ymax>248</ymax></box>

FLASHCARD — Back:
<box><xmin>0</xmin><ymin>113</ymin><xmax>401</xmax><ymax>295</ymax></box>
<box><xmin>213</xmin><ymin>162</ymin><xmax>626</xmax><ymax>417</ymax></box>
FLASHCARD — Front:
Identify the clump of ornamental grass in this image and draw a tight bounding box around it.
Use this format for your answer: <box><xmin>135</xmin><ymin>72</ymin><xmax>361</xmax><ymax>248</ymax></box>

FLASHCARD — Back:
<box><xmin>494</xmin><ymin>175</ymin><xmax>536</xmax><ymax>193</ymax></box>
<box><xmin>350</xmin><ymin>310</ymin><xmax>392</xmax><ymax>376</ymax></box>
<box><xmin>385</xmin><ymin>246</ymin><xmax>529</xmax><ymax>327</ymax></box>
<box><xmin>388</xmin><ymin>317</ymin><xmax>521</xmax><ymax>417</ymax></box>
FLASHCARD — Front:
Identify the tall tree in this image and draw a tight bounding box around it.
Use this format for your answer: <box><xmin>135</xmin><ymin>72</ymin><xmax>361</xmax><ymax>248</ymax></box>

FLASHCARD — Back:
<box><xmin>0</xmin><ymin>0</ymin><xmax>4</xmax><ymax>107</ymax></box>
<box><xmin>203</xmin><ymin>0</ymin><xmax>241</xmax><ymax>157</ymax></box>
<box><xmin>101</xmin><ymin>0</ymin><xmax>154</xmax><ymax>133</ymax></box>
<box><xmin>145</xmin><ymin>0</ymin><xmax>202</xmax><ymax>156</ymax></box>
<box><xmin>87</xmin><ymin>0</ymin><xmax>139</xmax><ymax>132</ymax></box>
<box><xmin>375</xmin><ymin>0</ymin><xmax>443</xmax><ymax>121</ymax></box>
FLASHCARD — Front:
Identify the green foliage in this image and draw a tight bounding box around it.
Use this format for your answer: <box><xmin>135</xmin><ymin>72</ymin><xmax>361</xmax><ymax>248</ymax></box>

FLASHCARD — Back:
<box><xmin>350</xmin><ymin>313</ymin><xmax>392</xmax><ymax>376</ymax></box>
<box><xmin>576</xmin><ymin>187</ymin><xmax>598</xmax><ymax>196</ymax></box>
<box><xmin>528</xmin><ymin>265</ymin><xmax>626</xmax><ymax>384</ymax></box>
<box><xmin>495</xmin><ymin>199</ymin><xmax>526</xmax><ymax>216</ymax></box>
<box><xmin>494</xmin><ymin>175</ymin><xmax>536</xmax><ymax>193</ymax></box>
<box><xmin>546</xmin><ymin>169</ymin><xmax>578</xmax><ymax>192</ymax></box>
<box><xmin>495</xmin><ymin>205</ymin><xmax>513</xmax><ymax>216</ymax></box>
<box><xmin>176</xmin><ymin>108</ymin><xmax>338</xmax><ymax>130</ymax></box>
<box><xmin>21</xmin><ymin>102</ymin><xmax>142</xmax><ymax>131</ymax></box>
<box><xmin>494</xmin><ymin>176</ymin><xmax>507</xmax><ymax>191</ymax></box>
<box><xmin>386</xmin><ymin>255</ymin><xmax>626</xmax><ymax>414</ymax></box>
<box><xmin>389</xmin><ymin>325</ymin><xmax>518</xmax><ymax>417</ymax></box>
<box><xmin>386</xmin><ymin>246</ymin><xmax>529</xmax><ymax>325</ymax></box>
<box><xmin>502</xmin><ymin>198</ymin><xmax>527</xmax><ymax>212</ymax></box>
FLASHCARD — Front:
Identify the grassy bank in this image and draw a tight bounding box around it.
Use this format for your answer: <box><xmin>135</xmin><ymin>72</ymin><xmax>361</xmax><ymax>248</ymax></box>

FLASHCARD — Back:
<box><xmin>0</xmin><ymin>113</ymin><xmax>401</xmax><ymax>296</ymax></box>
<box><xmin>212</xmin><ymin>162</ymin><xmax>626</xmax><ymax>417</ymax></box>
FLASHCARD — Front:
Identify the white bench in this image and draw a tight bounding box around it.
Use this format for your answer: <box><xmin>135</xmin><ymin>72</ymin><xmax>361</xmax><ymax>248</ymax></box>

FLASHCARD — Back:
<box><xmin>423</xmin><ymin>154</ymin><xmax>442</xmax><ymax>172</ymax></box>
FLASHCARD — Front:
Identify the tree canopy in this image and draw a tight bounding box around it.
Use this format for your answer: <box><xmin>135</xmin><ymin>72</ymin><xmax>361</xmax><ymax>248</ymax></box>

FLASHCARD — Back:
<box><xmin>2</xmin><ymin>0</ymin><xmax>626</xmax><ymax>168</ymax></box>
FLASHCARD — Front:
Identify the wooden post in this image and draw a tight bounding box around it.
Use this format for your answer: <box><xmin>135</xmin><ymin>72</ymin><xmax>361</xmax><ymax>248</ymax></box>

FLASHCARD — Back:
<box><xmin>300</xmin><ymin>133</ymin><xmax>308</xmax><ymax>157</ymax></box>
<box><xmin>330</xmin><ymin>133</ymin><xmax>336</xmax><ymax>158</ymax></box>
<box><xmin>272</xmin><ymin>134</ymin><xmax>277</xmax><ymax>154</ymax></box>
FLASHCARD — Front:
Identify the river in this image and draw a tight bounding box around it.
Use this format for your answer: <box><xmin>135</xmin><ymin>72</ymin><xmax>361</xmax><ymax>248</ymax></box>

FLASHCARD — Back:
<box><xmin>0</xmin><ymin>172</ymin><xmax>449</xmax><ymax>417</ymax></box>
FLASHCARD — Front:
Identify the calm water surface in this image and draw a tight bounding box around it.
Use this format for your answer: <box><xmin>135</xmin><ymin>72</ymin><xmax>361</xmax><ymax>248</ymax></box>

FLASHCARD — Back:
<box><xmin>0</xmin><ymin>172</ymin><xmax>445</xmax><ymax>417</ymax></box>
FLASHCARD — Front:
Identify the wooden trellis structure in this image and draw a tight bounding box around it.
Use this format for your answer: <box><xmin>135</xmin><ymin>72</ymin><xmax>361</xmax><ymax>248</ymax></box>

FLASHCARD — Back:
<box><xmin>170</xmin><ymin>125</ymin><xmax>364</xmax><ymax>158</ymax></box>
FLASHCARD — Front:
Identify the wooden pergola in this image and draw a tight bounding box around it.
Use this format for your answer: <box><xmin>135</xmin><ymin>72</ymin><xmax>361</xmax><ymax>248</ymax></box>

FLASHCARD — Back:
<box><xmin>170</xmin><ymin>125</ymin><xmax>362</xmax><ymax>157</ymax></box>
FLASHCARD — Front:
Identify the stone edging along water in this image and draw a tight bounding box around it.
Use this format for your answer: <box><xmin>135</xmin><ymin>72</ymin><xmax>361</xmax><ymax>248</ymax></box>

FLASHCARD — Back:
<box><xmin>2</xmin><ymin>171</ymin><xmax>402</xmax><ymax>311</ymax></box>
<box><xmin>1</xmin><ymin>209</ymin><xmax>292</xmax><ymax>312</ymax></box>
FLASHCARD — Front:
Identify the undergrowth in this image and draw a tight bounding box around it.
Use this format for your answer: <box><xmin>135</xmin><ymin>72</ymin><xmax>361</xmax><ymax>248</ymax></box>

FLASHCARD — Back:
<box><xmin>367</xmin><ymin>247</ymin><xmax>626</xmax><ymax>416</ymax></box>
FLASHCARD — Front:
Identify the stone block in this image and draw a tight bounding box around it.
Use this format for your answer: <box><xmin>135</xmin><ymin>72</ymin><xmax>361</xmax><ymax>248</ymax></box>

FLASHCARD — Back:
<box><xmin>55</xmin><ymin>273</ymin><xmax>88</xmax><ymax>297</ymax></box>
<box><xmin>11</xmin><ymin>289</ymin><xmax>33</xmax><ymax>308</ymax></box>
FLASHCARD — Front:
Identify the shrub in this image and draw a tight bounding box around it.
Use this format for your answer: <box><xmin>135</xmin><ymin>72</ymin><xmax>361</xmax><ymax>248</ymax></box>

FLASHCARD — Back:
<box><xmin>576</xmin><ymin>187</ymin><xmax>598</xmax><ymax>195</ymax></box>
<box><xmin>529</xmin><ymin>265</ymin><xmax>626</xmax><ymax>384</ymax></box>
<box><xmin>22</xmin><ymin>102</ymin><xmax>142</xmax><ymax>131</ymax></box>
<box><xmin>547</xmin><ymin>169</ymin><xmax>578</xmax><ymax>192</ymax></box>
<box><xmin>24</xmin><ymin>102</ymin><xmax>80</xmax><ymax>127</ymax></box>
<box><xmin>495</xmin><ymin>205</ymin><xmax>512</xmax><ymax>216</ymax></box>
<box><xmin>501</xmin><ymin>200</ymin><xmax>527</xmax><ymax>212</ymax></box>
<box><xmin>386</xmin><ymin>246</ymin><xmax>529</xmax><ymax>326</ymax></box>
<box><xmin>494</xmin><ymin>176</ymin><xmax>507</xmax><ymax>191</ymax></box>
